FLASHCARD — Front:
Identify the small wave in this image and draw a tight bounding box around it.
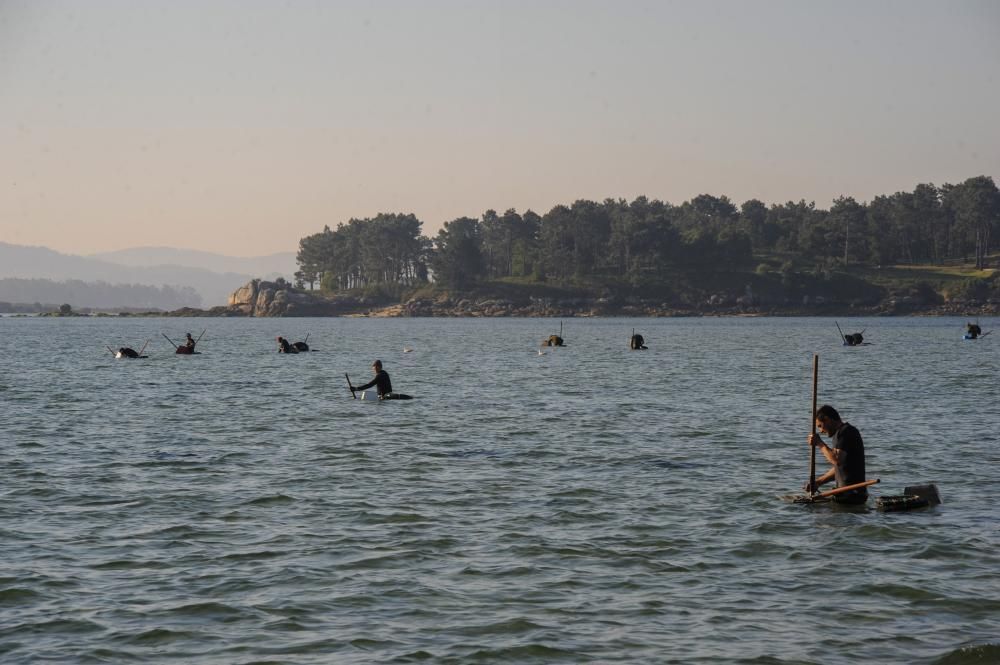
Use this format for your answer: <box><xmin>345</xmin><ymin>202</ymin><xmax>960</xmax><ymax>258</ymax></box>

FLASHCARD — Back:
<box><xmin>161</xmin><ymin>601</ymin><xmax>250</xmax><ymax>619</ymax></box>
<box><xmin>443</xmin><ymin>448</ymin><xmax>505</xmax><ymax>459</ymax></box>
<box><xmin>931</xmin><ymin>643</ymin><xmax>1000</xmax><ymax>665</ymax></box>
<box><xmin>10</xmin><ymin>618</ymin><xmax>104</xmax><ymax>635</ymax></box>
<box><xmin>349</xmin><ymin>637</ymin><xmax>406</xmax><ymax>650</ymax></box>
<box><xmin>647</xmin><ymin>459</ymin><xmax>702</xmax><ymax>470</ymax></box>
<box><xmin>84</xmin><ymin>647</ymin><xmax>143</xmax><ymax>662</ymax></box>
<box><xmin>854</xmin><ymin>582</ymin><xmax>938</xmax><ymax>602</ymax></box>
<box><xmin>454</xmin><ymin>617</ymin><xmax>544</xmax><ymax>637</ymax></box>
<box><xmin>0</xmin><ymin>587</ymin><xmax>43</xmax><ymax>605</ymax></box>
<box><xmin>242</xmin><ymin>494</ymin><xmax>296</xmax><ymax>506</ymax></box>
<box><xmin>358</xmin><ymin>511</ymin><xmax>427</xmax><ymax>524</ymax></box>
<box><xmin>338</xmin><ymin>550</ymin><xmax>421</xmax><ymax>570</ymax></box>
<box><xmin>130</xmin><ymin>524</ymin><xmax>208</xmax><ymax>539</ymax></box>
<box><xmin>120</xmin><ymin>627</ymin><xmax>201</xmax><ymax>645</ymax></box>
<box><xmin>546</xmin><ymin>487</ymin><xmax>604</xmax><ymax>499</ymax></box>
<box><xmin>391</xmin><ymin>649</ymin><xmax>435</xmax><ymax>661</ymax></box>
<box><xmin>219</xmin><ymin>549</ymin><xmax>289</xmax><ymax>562</ymax></box>
<box><xmin>91</xmin><ymin>559</ymin><xmax>167</xmax><ymax>571</ymax></box>
<box><xmin>465</xmin><ymin>644</ymin><xmax>579</xmax><ymax>661</ymax></box>
<box><xmin>153</xmin><ymin>451</ymin><xmax>199</xmax><ymax>460</ymax></box>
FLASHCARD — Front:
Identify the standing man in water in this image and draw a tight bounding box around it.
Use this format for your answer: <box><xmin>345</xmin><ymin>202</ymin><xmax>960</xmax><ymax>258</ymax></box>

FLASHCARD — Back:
<box><xmin>805</xmin><ymin>405</ymin><xmax>868</xmax><ymax>503</ymax></box>
<box><xmin>353</xmin><ymin>360</ymin><xmax>412</xmax><ymax>400</ymax></box>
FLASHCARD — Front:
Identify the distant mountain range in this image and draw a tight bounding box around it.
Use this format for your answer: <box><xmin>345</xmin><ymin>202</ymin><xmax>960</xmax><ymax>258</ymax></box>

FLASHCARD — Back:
<box><xmin>89</xmin><ymin>247</ymin><xmax>296</xmax><ymax>277</ymax></box>
<box><xmin>0</xmin><ymin>242</ymin><xmax>297</xmax><ymax>307</ymax></box>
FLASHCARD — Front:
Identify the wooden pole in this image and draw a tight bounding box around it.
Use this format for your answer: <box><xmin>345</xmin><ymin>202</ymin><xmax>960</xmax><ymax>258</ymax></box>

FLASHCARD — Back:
<box><xmin>809</xmin><ymin>354</ymin><xmax>819</xmax><ymax>496</ymax></box>
<box><xmin>814</xmin><ymin>478</ymin><xmax>879</xmax><ymax>499</ymax></box>
<box><xmin>345</xmin><ymin>373</ymin><xmax>356</xmax><ymax>399</ymax></box>
<box><xmin>137</xmin><ymin>340</ymin><xmax>149</xmax><ymax>357</ymax></box>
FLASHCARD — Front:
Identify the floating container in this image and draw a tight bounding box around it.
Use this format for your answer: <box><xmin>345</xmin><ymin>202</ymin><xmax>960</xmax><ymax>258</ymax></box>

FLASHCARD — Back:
<box><xmin>876</xmin><ymin>484</ymin><xmax>941</xmax><ymax>512</ymax></box>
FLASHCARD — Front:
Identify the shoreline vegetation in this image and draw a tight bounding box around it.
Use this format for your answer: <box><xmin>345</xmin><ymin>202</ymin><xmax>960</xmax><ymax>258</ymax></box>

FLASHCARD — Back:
<box><xmin>11</xmin><ymin>261</ymin><xmax>998</xmax><ymax>318</ymax></box>
<box><xmin>6</xmin><ymin>175</ymin><xmax>999</xmax><ymax>317</ymax></box>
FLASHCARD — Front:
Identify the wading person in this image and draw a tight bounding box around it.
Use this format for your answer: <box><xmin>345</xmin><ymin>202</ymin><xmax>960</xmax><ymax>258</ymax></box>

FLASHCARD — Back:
<box><xmin>354</xmin><ymin>360</ymin><xmax>411</xmax><ymax>400</ymax></box>
<box><xmin>805</xmin><ymin>405</ymin><xmax>868</xmax><ymax>504</ymax></box>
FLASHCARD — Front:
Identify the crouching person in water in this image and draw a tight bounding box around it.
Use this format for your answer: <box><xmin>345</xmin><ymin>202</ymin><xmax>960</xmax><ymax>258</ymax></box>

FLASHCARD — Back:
<box><xmin>542</xmin><ymin>334</ymin><xmax>564</xmax><ymax>347</ymax></box>
<box><xmin>805</xmin><ymin>404</ymin><xmax>868</xmax><ymax>504</ymax></box>
<box><xmin>354</xmin><ymin>359</ymin><xmax>412</xmax><ymax>400</ymax></box>
<box><xmin>118</xmin><ymin>347</ymin><xmax>139</xmax><ymax>358</ymax></box>
<box><xmin>277</xmin><ymin>336</ymin><xmax>298</xmax><ymax>353</ymax></box>
<box><xmin>630</xmin><ymin>333</ymin><xmax>648</xmax><ymax>350</ymax></box>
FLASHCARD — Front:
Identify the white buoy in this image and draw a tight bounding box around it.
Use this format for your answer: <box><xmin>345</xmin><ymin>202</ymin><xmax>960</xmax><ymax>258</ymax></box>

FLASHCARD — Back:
<box><xmin>403</xmin><ymin>347</ymin><xmax>413</xmax><ymax>353</ymax></box>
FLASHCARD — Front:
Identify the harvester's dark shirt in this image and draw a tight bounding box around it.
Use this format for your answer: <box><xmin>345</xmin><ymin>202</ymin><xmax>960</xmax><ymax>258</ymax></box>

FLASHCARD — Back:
<box><xmin>356</xmin><ymin>370</ymin><xmax>392</xmax><ymax>397</ymax></box>
<box><xmin>832</xmin><ymin>423</ymin><xmax>867</xmax><ymax>501</ymax></box>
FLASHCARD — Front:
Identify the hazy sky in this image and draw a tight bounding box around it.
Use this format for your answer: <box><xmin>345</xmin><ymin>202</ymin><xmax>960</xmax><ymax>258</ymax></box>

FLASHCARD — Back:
<box><xmin>1</xmin><ymin>0</ymin><xmax>998</xmax><ymax>257</ymax></box>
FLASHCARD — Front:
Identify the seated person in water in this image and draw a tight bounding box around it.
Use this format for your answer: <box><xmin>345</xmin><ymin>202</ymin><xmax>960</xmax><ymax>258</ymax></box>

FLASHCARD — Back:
<box><xmin>118</xmin><ymin>347</ymin><xmax>139</xmax><ymax>358</ymax></box>
<box><xmin>804</xmin><ymin>404</ymin><xmax>868</xmax><ymax>504</ymax></box>
<box><xmin>543</xmin><ymin>334</ymin><xmax>564</xmax><ymax>347</ymax></box>
<box><xmin>967</xmin><ymin>323</ymin><xmax>981</xmax><ymax>339</ymax></box>
<box><xmin>277</xmin><ymin>336</ymin><xmax>297</xmax><ymax>353</ymax></box>
<box><xmin>630</xmin><ymin>334</ymin><xmax>648</xmax><ymax>350</ymax></box>
<box><xmin>184</xmin><ymin>333</ymin><xmax>196</xmax><ymax>350</ymax></box>
<box><xmin>354</xmin><ymin>360</ymin><xmax>411</xmax><ymax>400</ymax></box>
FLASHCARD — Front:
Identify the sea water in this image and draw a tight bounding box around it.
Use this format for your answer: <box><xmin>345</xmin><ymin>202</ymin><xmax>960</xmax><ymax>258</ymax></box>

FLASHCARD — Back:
<box><xmin>1</xmin><ymin>316</ymin><xmax>998</xmax><ymax>664</ymax></box>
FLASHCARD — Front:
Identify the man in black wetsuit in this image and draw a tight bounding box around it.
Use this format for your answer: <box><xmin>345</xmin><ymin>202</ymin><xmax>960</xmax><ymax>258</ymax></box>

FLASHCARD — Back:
<box><xmin>353</xmin><ymin>360</ymin><xmax>412</xmax><ymax>400</ymax></box>
<box><xmin>276</xmin><ymin>336</ymin><xmax>297</xmax><ymax>353</ymax></box>
<box><xmin>805</xmin><ymin>405</ymin><xmax>868</xmax><ymax>504</ymax></box>
<box><xmin>355</xmin><ymin>359</ymin><xmax>393</xmax><ymax>398</ymax></box>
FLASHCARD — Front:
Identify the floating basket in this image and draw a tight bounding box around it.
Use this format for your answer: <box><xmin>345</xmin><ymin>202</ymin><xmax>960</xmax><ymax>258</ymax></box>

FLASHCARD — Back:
<box><xmin>876</xmin><ymin>484</ymin><xmax>941</xmax><ymax>512</ymax></box>
<box><xmin>876</xmin><ymin>495</ymin><xmax>929</xmax><ymax>511</ymax></box>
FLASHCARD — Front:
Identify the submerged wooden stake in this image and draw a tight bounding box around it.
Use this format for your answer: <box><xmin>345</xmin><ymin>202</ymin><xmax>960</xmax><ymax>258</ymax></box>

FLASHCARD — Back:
<box><xmin>809</xmin><ymin>354</ymin><xmax>818</xmax><ymax>496</ymax></box>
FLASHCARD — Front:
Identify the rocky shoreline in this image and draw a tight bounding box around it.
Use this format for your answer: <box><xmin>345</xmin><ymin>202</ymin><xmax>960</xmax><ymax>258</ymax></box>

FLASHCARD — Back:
<box><xmin>175</xmin><ymin>278</ymin><xmax>998</xmax><ymax>318</ymax></box>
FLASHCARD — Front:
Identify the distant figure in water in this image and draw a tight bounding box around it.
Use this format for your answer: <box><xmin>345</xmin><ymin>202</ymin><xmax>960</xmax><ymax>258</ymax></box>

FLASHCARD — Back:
<box><xmin>844</xmin><ymin>332</ymin><xmax>864</xmax><ymax>346</ymax></box>
<box><xmin>118</xmin><ymin>347</ymin><xmax>139</xmax><ymax>358</ymax></box>
<box><xmin>184</xmin><ymin>333</ymin><xmax>196</xmax><ymax>351</ymax></box>
<box><xmin>354</xmin><ymin>359</ymin><xmax>412</xmax><ymax>400</ymax></box>
<box><xmin>277</xmin><ymin>336</ymin><xmax>297</xmax><ymax>353</ymax></box>
<box><xmin>542</xmin><ymin>334</ymin><xmax>564</xmax><ymax>347</ymax></box>
<box><xmin>804</xmin><ymin>404</ymin><xmax>868</xmax><ymax>504</ymax></box>
<box><xmin>967</xmin><ymin>323</ymin><xmax>982</xmax><ymax>339</ymax></box>
<box><xmin>630</xmin><ymin>333</ymin><xmax>648</xmax><ymax>350</ymax></box>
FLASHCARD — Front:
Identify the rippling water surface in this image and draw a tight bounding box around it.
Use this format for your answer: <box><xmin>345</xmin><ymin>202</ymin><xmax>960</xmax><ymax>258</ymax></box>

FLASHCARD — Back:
<box><xmin>2</xmin><ymin>316</ymin><xmax>998</xmax><ymax>664</ymax></box>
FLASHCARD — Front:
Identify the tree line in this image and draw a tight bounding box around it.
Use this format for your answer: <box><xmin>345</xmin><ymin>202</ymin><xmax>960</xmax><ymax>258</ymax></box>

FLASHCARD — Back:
<box><xmin>295</xmin><ymin>175</ymin><xmax>1000</xmax><ymax>291</ymax></box>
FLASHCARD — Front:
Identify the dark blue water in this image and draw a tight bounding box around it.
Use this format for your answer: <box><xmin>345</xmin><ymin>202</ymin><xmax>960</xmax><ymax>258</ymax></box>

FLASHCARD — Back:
<box><xmin>1</xmin><ymin>316</ymin><xmax>998</xmax><ymax>664</ymax></box>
